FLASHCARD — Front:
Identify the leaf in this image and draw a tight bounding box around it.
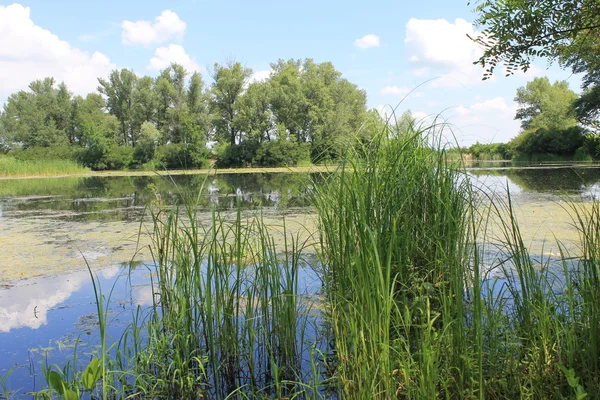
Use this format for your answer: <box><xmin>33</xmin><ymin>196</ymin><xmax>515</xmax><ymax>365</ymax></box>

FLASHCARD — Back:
<box><xmin>63</xmin><ymin>389</ymin><xmax>79</xmax><ymax>400</ymax></box>
<box><xmin>48</xmin><ymin>370</ymin><xmax>68</xmax><ymax>395</ymax></box>
<box><xmin>81</xmin><ymin>357</ymin><xmax>102</xmax><ymax>391</ymax></box>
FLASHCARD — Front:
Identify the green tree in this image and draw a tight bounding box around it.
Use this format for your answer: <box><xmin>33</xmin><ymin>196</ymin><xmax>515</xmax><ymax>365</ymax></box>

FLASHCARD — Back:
<box><xmin>0</xmin><ymin>78</ymin><xmax>71</xmax><ymax>148</ymax></box>
<box><xmin>510</xmin><ymin>77</ymin><xmax>584</xmax><ymax>156</ymax></box>
<box><xmin>471</xmin><ymin>1</ymin><xmax>600</xmax><ymax>128</ymax></box>
<box><xmin>233</xmin><ymin>80</ymin><xmax>275</xmax><ymax>144</ymax></box>
<box><xmin>131</xmin><ymin>76</ymin><xmax>157</xmax><ymax>138</ymax></box>
<box><xmin>70</xmin><ymin>93</ymin><xmax>119</xmax><ymax>147</ymax></box>
<box><xmin>470</xmin><ymin>0</ymin><xmax>600</xmax><ymax>80</ymax></box>
<box><xmin>98</xmin><ymin>68</ymin><xmax>137</xmax><ymax>146</ymax></box>
<box><xmin>269</xmin><ymin>59</ymin><xmax>368</xmax><ymax>162</ymax></box>
<box><xmin>210</xmin><ymin>61</ymin><xmax>252</xmax><ymax>145</ymax></box>
<box><xmin>514</xmin><ymin>77</ymin><xmax>578</xmax><ymax>131</ymax></box>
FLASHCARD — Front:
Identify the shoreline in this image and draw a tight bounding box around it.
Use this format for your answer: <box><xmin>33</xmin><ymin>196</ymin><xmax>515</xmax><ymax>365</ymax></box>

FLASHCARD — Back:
<box><xmin>0</xmin><ymin>165</ymin><xmax>340</xmax><ymax>181</ymax></box>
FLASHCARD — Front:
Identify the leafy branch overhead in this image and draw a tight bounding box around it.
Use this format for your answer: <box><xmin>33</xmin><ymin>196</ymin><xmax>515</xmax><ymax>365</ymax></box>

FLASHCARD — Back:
<box><xmin>470</xmin><ymin>0</ymin><xmax>600</xmax><ymax>85</ymax></box>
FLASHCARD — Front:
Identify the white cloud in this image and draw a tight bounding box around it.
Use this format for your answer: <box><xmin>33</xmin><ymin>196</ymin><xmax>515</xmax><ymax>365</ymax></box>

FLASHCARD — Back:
<box><xmin>380</xmin><ymin>86</ymin><xmax>410</xmax><ymax>96</ymax></box>
<box><xmin>249</xmin><ymin>69</ymin><xmax>272</xmax><ymax>84</ymax></box>
<box><xmin>0</xmin><ymin>4</ymin><xmax>115</xmax><ymax>105</ymax></box>
<box><xmin>405</xmin><ymin>18</ymin><xmax>491</xmax><ymax>88</ymax></box>
<box><xmin>380</xmin><ymin>86</ymin><xmax>425</xmax><ymax>99</ymax></box>
<box><xmin>354</xmin><ymin>34</ymin><xmax>381</xmax><ymax>49</ymax></box>
<box><xmin>148</xmin><ymin>44</ymin><xmax>200</xmax><ymax>72</ymax></box>
<box><xmin>122</xmin><ymin>10</ymin><xmax>186</xmax><ymax>46</ymax></box>
<box><xmin>445</xmin><ymin>97</ymin><xmax>519</xmax><ymax>145</ymax></box>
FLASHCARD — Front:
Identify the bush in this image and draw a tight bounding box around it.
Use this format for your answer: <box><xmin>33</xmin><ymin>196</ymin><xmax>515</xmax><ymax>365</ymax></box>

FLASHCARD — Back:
<box><xmin>156</xmin><ymin>143</ymin><xmax>210</xmax><ymax>169</ymax></box>
<box><xmin>253</xmin><ymin>139</ymin><xmax>311</xmax><ymax>166</ymax></box>
<box><xmin>468</xmin><ymin>142</ymin><xmax>511</xmax><ymax>160</ymax></box>
<box><xmin>82</xmin><ymin>137</ymin><xmax>133</xmax><ymax>170</ymax></box>
<box><xmin>104</xmin><ymin>145</ymin><xmax>134</xmax><ymax>170</ymax></box>
<box><xmin>509</xmin><ymin>126</ymin><xmax>586</xmax><ymax>157</ymax></box>
<box><xmin>132</xmin><ymin>139</ymin><xmax>157</xmax><ymax>167</ymax></box>
<box><xmin>214</xmin><ymin>141</ymin><xmax>259</xmax><ymax>168</ymax></box>
<box><xmin>12</xmin><ymin>145</ymin><xmax>84</xmax><ymax>163</ymax></box>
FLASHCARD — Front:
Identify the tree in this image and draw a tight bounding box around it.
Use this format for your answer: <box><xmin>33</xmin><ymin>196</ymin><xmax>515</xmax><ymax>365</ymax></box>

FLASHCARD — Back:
<box><xmin>131</xmin><ymin>76</ymin><xmax>157</xmax><ymax>138</ymax></box>
<box><xmin>98</xmin><ymin>69</ymin><xmax>137</xmax><ymax>146</ymax></box>
<box><xmin>70</xmin><ymin>93</ymin><xmax>118</xmax><ymax>147</ymax></box>
<box><xmin>210</xmin><ymin>61</ymin><xmax>252</xmax><ymax>145</ymax></box>
<box><xmin>269</xmin><ymin>59</ymin><xmax>367</xmax><ymax>161</ymax></box>
<box><xmin>510</xmin><ymin>77</ymin><xmax>584</xmax><ymax>156</ymax></box>
<box><xmin>470</xmin><ymin>0</ymin><xmax>600</xmax><ymax>81</ymax></box>
<box><xmin>514</xmin><ymin>77</ymin><xmax>578</xmax><ymax>131</ymax></box>
<box><xmin>471</xmin><ymin>1</ymin><xmax>600</xmax><ymax>129</ymax></box>
<box><xmin>0</xmin><ymin>78</ymin><xmax>71</xmax><ymax>148</ymax></box>
<box><xmin>233</xmin><ymin>80</ymin><xmax>275</xmax><ymax>144</ymax></box>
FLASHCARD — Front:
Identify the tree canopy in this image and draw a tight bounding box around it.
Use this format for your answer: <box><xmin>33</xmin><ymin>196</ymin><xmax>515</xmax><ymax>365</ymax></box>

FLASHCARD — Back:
<box><xmin>0</xmin><ymin>58</ymin><xmax>375</xmax><ymax>170</ymax></box>
<box><xmin>509</xmin><ymin>77</ymin><xmax>585</xmax><ymax>157</ymax></box>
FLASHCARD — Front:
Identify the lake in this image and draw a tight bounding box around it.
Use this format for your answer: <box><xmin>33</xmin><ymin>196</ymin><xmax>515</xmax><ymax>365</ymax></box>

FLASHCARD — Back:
<box><xmin>1</xmin><ymin>164</ymin><xmax>600</xmax><ymax>397</ymax></box>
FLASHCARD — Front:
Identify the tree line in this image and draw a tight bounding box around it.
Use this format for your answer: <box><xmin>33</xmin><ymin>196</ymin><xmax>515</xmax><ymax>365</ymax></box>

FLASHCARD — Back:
<box><xmin>0</xmin><ymin>59</ymin><xmax>376</xmax><ymax>170</ymax></box>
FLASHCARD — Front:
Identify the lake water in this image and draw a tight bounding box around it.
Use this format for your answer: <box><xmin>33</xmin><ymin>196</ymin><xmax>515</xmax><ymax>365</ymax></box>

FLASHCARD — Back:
<box><xmin>1</xmin><ymin>164</ymin><xmax>600</xmax><ymax>397</ymax></box>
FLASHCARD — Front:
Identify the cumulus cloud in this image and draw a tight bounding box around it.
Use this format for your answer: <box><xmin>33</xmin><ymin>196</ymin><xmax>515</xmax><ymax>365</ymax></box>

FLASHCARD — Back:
<box><xmin>405</xmin><ymin>18</ymin><xmax>492</xmax><ymax>88</ymax></box>
<box><xmin>415</xmin><ymin>97</ymin><xmax>520</xmax><ymax>145</ymax></box>
<box><xmin>354</xmin><ymin>34</ymin><xmax>381</xmax><ymax>49</ymax></box>
<box><xmin>148</xmin><ymin>44</ymin><xmax>200</xmax><ymax>72</ymax></box>
<box><xmin>122</xmin><ymin>10</ymin><xmax>186</xmax><ymax>46</ymax></box>
<box><xmin>0</xmin><ymin>4</ymin><xmax>115</xmax><ymax>105</ymax></box>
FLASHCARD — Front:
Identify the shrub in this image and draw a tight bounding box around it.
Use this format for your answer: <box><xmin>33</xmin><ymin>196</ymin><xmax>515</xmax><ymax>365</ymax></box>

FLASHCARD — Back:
<box><xmin>214</xmin><ymin>141</ymin><xmax>259</xmax><ymax>168</ymax></box>
<box><xmin>156</xmin><ymin>143</ymin><xmax>210</xmax><ymax>169</ymax></box>
<box><xmin>253</xmin><ymin>139</ymin><xmax>310</xmax><ymax>166</ymax></box>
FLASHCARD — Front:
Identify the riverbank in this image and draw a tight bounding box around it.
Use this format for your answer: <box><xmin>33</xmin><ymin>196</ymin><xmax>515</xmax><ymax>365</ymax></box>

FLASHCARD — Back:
<box><xmin>0</xmin><ymin>165</ymin><xmax>340</xmax><ymax>180</ymax></box>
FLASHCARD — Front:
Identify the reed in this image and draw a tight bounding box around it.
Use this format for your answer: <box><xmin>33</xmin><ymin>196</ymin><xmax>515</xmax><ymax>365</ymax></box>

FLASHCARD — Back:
<box><xmin>0</xmin><ymin>155</ymin><xmax>87</xmax><ymax>177</ymax></box>
<box><xmin>13</xmin><ymin>117</ymin><xmax>600</xmax><ymax>399</ymax></box>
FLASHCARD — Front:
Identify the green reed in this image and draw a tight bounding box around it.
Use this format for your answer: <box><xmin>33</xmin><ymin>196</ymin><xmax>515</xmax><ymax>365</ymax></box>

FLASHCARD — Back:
<box><xmin>12</xmin><ymin>119</ymin><xmax>600</xmax><ymax>399</ymax></box>
<box><xmin>0</xmin><ymin>155</ymin><xmax>87</xmax><ymax>177</ymax></box>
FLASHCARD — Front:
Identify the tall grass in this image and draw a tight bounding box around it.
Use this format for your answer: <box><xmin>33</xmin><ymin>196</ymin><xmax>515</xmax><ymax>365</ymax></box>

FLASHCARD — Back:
<box><xmin>106</xmin><ymin>191</ymin><xmax>319</xmax><ymax>399</ymax></box>
<box><xmin>0</xmin><ymin>155</ymin><xmax>88</xmax><ymax>177</ymax></box>
<box><xmin>313</xmin><ymin>120</ymin><xmax>600</xmax><ymax>398</ymax></box>
<box><xmin>10</xmin><ymin>119</ymin><xmax>600</xmax><ymax>399</ymax></box>
<box><xmin>313</xmin><ymin>123</ymin><xmax>481</xmax><ymax>398</ymax></box>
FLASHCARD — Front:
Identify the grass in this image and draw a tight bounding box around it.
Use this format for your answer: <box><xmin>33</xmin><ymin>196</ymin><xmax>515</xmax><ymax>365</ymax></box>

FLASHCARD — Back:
<box><xmin>0</xmin><ymin>155</ymin><xmax>88</xmax><ymax>177</ymax></box>
<box><xmin>6</xmin><ymin>119</ymin><xmax>600</xmax><ymax>399</ymax></box>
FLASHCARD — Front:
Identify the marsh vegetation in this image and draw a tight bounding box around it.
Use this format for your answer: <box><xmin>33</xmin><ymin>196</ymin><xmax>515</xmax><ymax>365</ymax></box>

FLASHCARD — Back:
<box><xmin>3</xmin><ymin>120</ymin><xmax>600</xmax><ymax>399</ymax></box>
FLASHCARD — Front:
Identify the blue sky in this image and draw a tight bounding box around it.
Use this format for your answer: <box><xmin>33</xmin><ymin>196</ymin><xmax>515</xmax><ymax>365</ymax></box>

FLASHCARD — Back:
<box><xmin>0</xmin><ymin>1</ymin><xmax>582</xmax><ymax>146</ymax></box>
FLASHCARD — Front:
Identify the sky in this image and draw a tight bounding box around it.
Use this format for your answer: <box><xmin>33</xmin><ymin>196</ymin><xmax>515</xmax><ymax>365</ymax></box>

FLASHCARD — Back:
<box><xmin>0</xmin><ymin>0</ymin><xmax>584</xmax><ymax>146</ymax></box>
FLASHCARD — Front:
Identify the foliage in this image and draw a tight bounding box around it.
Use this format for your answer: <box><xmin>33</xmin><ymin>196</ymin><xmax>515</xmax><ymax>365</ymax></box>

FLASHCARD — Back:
<box><xmin>514</xmin><ymin>77</ymin><xmax>578</xmax><ymax>131</ymax></box>
<box><xmin>468</xmin><ymin>142</ymin><xmax>511</xmax><ymax>159</ymax></box>
<box><xmin>509</xmin><ymin>77</ymin><xmax>583</xmax><ymax>158</ymax></box>
<box><xmin>253</xmin><ymin>137</ymin><xmax>311</xmax><ymax>166</ymax></box>
<box><xmin>269</xmin><ymin>59</ymin><xmax>368</xmax><ymax>162</ymax></box>
<box><xmin>155</xmin><ymin>143</ymin><xmax>210</xmax><ymax>169</ymax></box>
<box><xmin>214</xmin><ymin>141</ymin><xmax>259</xmax><ymax>168</ymax></box>
<box><xmin>1</xmin><ymin>78</ymin><xmax>71</xmax><ymax>148</ymax></box>
<box><xmin>574</xmin><ymin>85</ymin><xmax>600</xmax><ymax>131</ymax></box>
<box><xmin>0</xmin><ymin>58</ymin><xmax>370</xmax><ymax>173</ymax></box>
<box><xmin>209</xmin><ymin>61</ymin><xmax>252</xmax><ymax>146</ymax></box>
<box><xmin>471</xmin><ymin>1</ymin><xmax>600</xmax><ymax>129</ymax></box>
<box><xmin>470</xmin><ymin>0</ymin><xmax>600</xmax><ymax>81</ymax></box>
<box><xmin>510</xmin><ymin>126</ymin><xmax>587</xmax><ymax>156</ymax></box>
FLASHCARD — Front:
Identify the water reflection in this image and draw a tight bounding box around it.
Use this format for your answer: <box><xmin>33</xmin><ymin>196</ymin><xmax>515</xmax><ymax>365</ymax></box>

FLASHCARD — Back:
<box><xmin>469</xmin><ymin>164</ymin><xmax>600</xmax><ymax>193</ymax></box>
<box><xmin>0</xmin><ymin>173</ymin><xmax>317</xmax><ymax>222</ymax></box>
<box><xmin>0</xmin><ymin>266</ymin><xmax>130</xmax><ymax>332</ymax></box>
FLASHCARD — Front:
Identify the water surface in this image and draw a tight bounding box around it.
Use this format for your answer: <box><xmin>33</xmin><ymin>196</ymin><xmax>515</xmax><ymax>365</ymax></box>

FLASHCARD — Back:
<box><xmin>2</xmin><ymin>165</ymin><xmax>600</xmax><ymax>397</ymax></box>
